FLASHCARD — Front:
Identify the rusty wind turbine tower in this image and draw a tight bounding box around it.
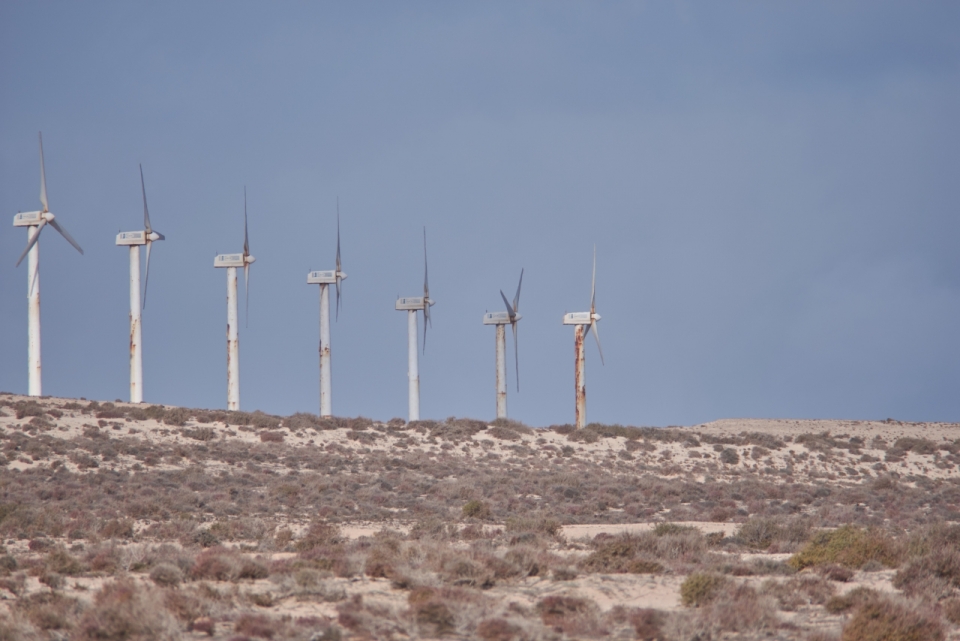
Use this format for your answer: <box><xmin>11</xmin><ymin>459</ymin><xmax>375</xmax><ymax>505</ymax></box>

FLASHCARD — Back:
<box><xmin>395</xmin><ymin>228</ymin><xmax>434</xmax><ymax>421</ymax></box>
<box><xmin>12</xmin><ymin>133</ymin><xmax>84</xmax><ymax>396</ymax></box>
<box><xmin>213</xmin><ymin>189</ymin><xmax>256</xmax><ymax>411</ymax></box>
<box><xmin>562</xmin><ymin>246</ymin><xmax>604</xmax><ymax>428</ymax></box>
<box><xmin>115</xmin><ymin>166</ymin><xmax>165</xmax><ymax>403</ymax></box>
<box><xmin>482</xmin><ymin>269</ymin><xmax>523</xmax><ymax>419</ymax></box>
<box><xmin>307</xmin><ymin>202</ymin><xmax>346</xmax><ymax>417</ymax></box>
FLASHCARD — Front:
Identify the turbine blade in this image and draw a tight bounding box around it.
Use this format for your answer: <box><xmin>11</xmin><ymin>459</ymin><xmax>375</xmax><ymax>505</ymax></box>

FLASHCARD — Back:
<box><xmin>140</xmin><ymin>164</ymin><xmax>152</xmax><ymax>234</ymax></box>
<box><xmin>16</xmin><ymin>220</ymin><xmax>46</xmax><ymax>267</ymax></box>
<box><xmin>47</xmin><ymin>218</ymin><xmax>84</xmax><ymax>255</ymax></box>
<box><xmin>243</xmin><ymin>187</ymin><xmax>250</xmax><ymax>257</ymax></box>
<box><xmin>500</xmin><ymin>290</ymin><xmax>515</xmax><ymax>318</ymax></box>
<box><xmin>38</xmin><ymin>132</ymin><xmax>48</xmax><ymax>212</ymax></box>
<box><xmin>142</xmin><ymin>241</ymin><xmax>152</xmax><ymax>309</ymax></box>
<box><xmin>592</xmin><ymin>320</ymin><xmax>605</xmax><ymax>365</ymax></box>
<box><xmin>513</xmin><ymin>268</ymin><xmax>523</xmax><ymax>312</ymax></box>
<box><xmin>512</xmin><ymin>321</ymin><xmax>519</xmax><ymax>392</ymax></box>
<box><xmin>244</xmin><ymin>263</ymin><xmax>250</xmax><ymax>327</ymax></box>
<box><xmin>590</xmin><ymin>245</ymin><xmax>597</xmax><ymax>313</ymax></box>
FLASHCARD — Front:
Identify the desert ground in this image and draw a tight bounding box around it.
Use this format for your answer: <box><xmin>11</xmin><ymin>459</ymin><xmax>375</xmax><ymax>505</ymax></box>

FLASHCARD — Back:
<box><xmin>0</xmin><ymin>392</ymin><xmax>958</xmax><ymax>640</ymax></box>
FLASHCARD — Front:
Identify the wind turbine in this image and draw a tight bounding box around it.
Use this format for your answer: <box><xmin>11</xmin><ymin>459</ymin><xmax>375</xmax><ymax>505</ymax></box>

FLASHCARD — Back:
<box><xmin>394</xmin><ymin>228</ymin><xmax>434</xmax><ymax>421</ymax></box>
<box><xmin>482</xmin><ymin>269</ymin><xmax>523</xmax><ymax>419</ymax></box>
<box><xmin>562</xmin><ymin>246</ymin><xmax>604</xmax><ymax>428</ymax></box>
<box><xmin>213</xmin><ymin>189</ymin><xmax>255</xmax><ymax>411</ymax></box>
<box><xmin>307</xmin><ymin>201</ymin><xmax>346</xmax><ymax>417</ymax></box>
<box><xmin>115</xmin><ymin>165</ymin><xmax>165</xmax><ymax>403</ymax></box>
<box><xmin>12</xmin><ymin>132</ymin><xmax>84</xmax><ymax>396</ymax></box>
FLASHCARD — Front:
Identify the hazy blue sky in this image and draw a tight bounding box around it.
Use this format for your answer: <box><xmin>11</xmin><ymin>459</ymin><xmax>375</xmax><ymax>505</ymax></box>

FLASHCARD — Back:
<box><xmin>2</xmin><ymin>2</ymin><xmax>958</xmax><ymax>426</ymax></box>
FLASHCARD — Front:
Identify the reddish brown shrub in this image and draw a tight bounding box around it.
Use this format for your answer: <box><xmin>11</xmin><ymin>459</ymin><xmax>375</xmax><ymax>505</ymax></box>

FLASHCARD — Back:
<box><xmin>235</xmin><ymin>613</ymin><xmax>275</xmax><ymax>639</ymax></box>
<box><xmin>476</xmin><ymin>618</ymin><xmax>522</xmax><ymax>641</ymax></box>
<box><xmin>537</xmin><ymin>596</ymin><xmax>605</xmax><ymax>637</ymax></box>
<box><xmin>75</xmin><ymin>578</ymin><xmax>178</xmax><ymax>641</ymax></box>
<box><xmin>259</xmin><ymin>430</ymin><xmax>284</xmax><ymax>443</ymax></box>
<box><xmin>841</xmin><ymin>598</ymin><xmax>943</xmax><ymax>641</ymax></box>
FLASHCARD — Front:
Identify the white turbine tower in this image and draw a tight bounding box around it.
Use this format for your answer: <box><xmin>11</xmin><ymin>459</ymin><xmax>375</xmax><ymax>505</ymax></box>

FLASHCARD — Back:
<box><xmin>307</xmin><ymin>204</ymin><xmax>346</xmax><ymax>417</ymax></box>
<box><xmin>395</xmin><ymin>228</ymin><xmax>434</xmax><ymax>421</ymax></box>
<box><xmin>562</xmin><ymin>246</ymin><xmax>604</xmax><ymax>428</ymax></box>
<box><xmin>115</xmin><ymin>165</ymin><xmax>165</xmax><ymax>403</ymax></box>
<box><xmin>482</xmin><ymin>269</ymin><xmax>523</xmax><ymax>419</ymax></box>
<box><xmin>12</xmin><ymin>132</ymin><xmax>84</xmax><ymax>396</ymax></box>
<box><xmin>214</xmin><ymin>189</ymin><xmax>255</xmax><ymax>411</ymax></box>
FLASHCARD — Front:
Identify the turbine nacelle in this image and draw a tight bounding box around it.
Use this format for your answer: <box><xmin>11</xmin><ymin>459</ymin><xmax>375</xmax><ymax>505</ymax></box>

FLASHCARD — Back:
<box><xmin>396</xmin><ymin>296</ymin><xmax>434</xmax><ymax>311</ymax></box>
<box><xmin>563</xmin><ymin>311</ymin><xmax>601</xmax><ymax>325</ymax></box>
<box><xmin>13</xmin><ymin>211</ymin><xmax>49</xmax><ymax>226</ymax></box>
<box><xmin>483</xmin><ymin>311</ymin><xmax>522</xmax><ymax>325</ymax></box>
<box><xmin>215</xmin><ymin>253</ymin><xmax>256</xmax><ymax>268</ymax></box>
<box><xmin>308</xmin><ymin>270</ymin><xmax>348</xmax><ymax>285</ymax></box>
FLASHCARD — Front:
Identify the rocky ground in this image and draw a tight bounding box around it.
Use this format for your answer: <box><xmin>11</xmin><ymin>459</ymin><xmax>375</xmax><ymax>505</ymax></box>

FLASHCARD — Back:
<box><xmin>0</xmin><ymin>392</ymin><xmax>958</xmax><ymax>640</ymax></box>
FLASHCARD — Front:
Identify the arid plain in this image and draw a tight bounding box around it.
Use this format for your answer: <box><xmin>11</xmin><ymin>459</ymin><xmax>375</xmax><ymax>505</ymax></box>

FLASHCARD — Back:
<box><xmin>0</xmin><ymin>393</ymin><xmax>958</xmax><ymax>640</ymax></box>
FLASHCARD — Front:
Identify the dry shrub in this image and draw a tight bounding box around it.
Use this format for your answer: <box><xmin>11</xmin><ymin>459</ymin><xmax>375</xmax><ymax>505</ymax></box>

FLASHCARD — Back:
<box><xmin>816</xmin><ymin>563</ymin><xmax>855</xmax><ymax>582</ymax></box>
<box><xmin>789</xmin><ymin>526</ymin><xmax>903</xmax><ymax>570</ymax></box>
<box><xmin>694</xmin><ymin>583</ymin><xmax>779</xmax><ymax>634</ymax></box>
<box><xmin>719</xmin><ymin>448</ymin><xmax>740</xmax><ymax>464</ymax></box>
<box><xmin>462</xmin><ymin>500</ymin><xmax>491</xmax><ymax>520</ymax></box>
<box><xmin>579</xmin><ymin>533</ymin><xmax>665</xmax><ymax>574</ymax></box>
<box><xmin>891</xmin><ymin>437</ymin><xmax>938</xmax><ymax>456</ymax></box>
<box><xmin>476</xmin><ymin>617</ymin><xmax>523</xmax><ymax>641</ymax></box>
<box><xmin>75</xmin><ymin>578</ymin><xmax>178</xmax><ymax>641</ymax></box>
<box><xmin>825</xmin><ymin>587</ymin><xmax>881</xmax><ymax>614</ymax></box>
<box><xmin>17</xmin><ymin>591</ymin><xmax>85</xmax><ymax>631</ymax></box>
<box><xmin>150</xmin><ymin>563</ymin><xmax>183</xmax><ymax>587</ymax></box>
<box><xmin>336</xmin><ymin>594</ymin><xmax>398</xmax><ymax>639</ymax></box>
<box><xmin>181</xmin><ymin>427</ymin><xmax>215</xmax><ymax>442</ymax></box>
<box><xmin>413</xmin><ymin>600</ymin><xmax>456</xmax><ymax>637</ymax></box>
<box><xmin>235</xmin><ymin>613</ymin><xmax>276</xmax><ymax>639</ymax></box>
<box><xmin>190</xmin><ymin>547</ymin><xmax>268</xmax><ymax>582</ymax></box>
<box><xmin>537</xmin><ymin>595</ymin><xmax>605</xmax><ymax>637</ymax></box>
<box><xmin>736</xmin><ymin>516</ymin><xmax>811</xmax><ymax>551</ymax></box>
<box><xmin>841</xmin><ymin>598</ymin><xmax>943</xmax><ymax>641</ymax></box>
<box><xmin>761</xmin><ymin>575</ymin><xmax>835</xmax><ymax>611</ymax></box>
<box><xmin>605</xmin><ymin>606</ymin><xmax>665</xmax><ymax>640</ymax></box>
<box><xmin>259</xmin><ymin>430</ymin><xmax>284</xmax><ymax>443</ymax></box>
<box><xmin>504</xmin><ymin>516</ymin><xmax>560</xmax><ymax>538</ymax></box>
<box><xmin>893</xmin><ymin>548</ymin><xmax>960</xmax><ymax>599</ymax></box>
<box><xmin>208</xmin><ymin>517</ymin><xmax>268</xmax><ymax>542</ymax></box>
<box><xmin>680</xmin><ymin>573</ymin><xmax>727</xmax><ymax>607</ymax></box>
<box><xmin>942</xmin><ymin>597</ymin><xmax>960</xmax><ymax>625</ymax></box>
<box><xmin>44</xmin><ymin>546</ymin><xmax>85</xmax><ymax>576</ymax></box>
<box><xmin>100</xmin><ymin>518</ymin><xmax>135</xmax><ymax>540</ymax></box>
<box><xmin>163</xmin><ymin>589</ymin><xmax>208</xmax><ymax>623</ymax></box>
<box><xmin>907</xmin><ymin>523</ymin><xmax>960</xmax><ymax>557</ymax></box>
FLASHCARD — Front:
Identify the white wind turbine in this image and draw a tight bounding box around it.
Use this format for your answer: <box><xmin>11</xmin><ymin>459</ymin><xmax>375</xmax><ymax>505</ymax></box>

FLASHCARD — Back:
<box><xmin>213</xmin><ymin>189</ymin><xmax>256</xmax><ymax>411</ymax></box>
<box><xmin>482</xmin><ymin>269</ymin><xmax>523</xmax><ymax>419</ymax></box>
<box><xmin>115</xmin><ymin>165</ymin><xmax>165</xmax><ymax>403</ymax></box>
<box><xmin>12</xmin><ymin>132</ymin><xmax>84</xmax><ymax>396</ymax></box>
<box><xmin>394</xmin><ymin>228</ymin><xmax>434</xmax><ymax>421</ymax></box>
<box><xmin>307</xmin><ymin>203</ymin><xmax>346</xmax><ymax>417</ymax></box>
<box><xmin>562</xmin><ymin>246</ymin><xmax>604</xmax><ymax>428</ymax></box>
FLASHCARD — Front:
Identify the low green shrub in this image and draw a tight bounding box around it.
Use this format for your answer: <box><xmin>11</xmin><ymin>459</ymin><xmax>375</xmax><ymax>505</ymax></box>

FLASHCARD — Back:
<box><xmin>789</xmin><ymin>526</ymin><xmax>902</xmax><ymax>570</ymax></box>
<box><xmin>680</xmin><ymin>573</ymin><xmax>727</xmax><ymax>607</ymax></box>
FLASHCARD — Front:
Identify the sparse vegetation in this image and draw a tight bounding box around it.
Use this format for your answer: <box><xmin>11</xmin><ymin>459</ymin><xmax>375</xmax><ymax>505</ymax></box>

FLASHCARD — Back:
<box><xmin>0</xmin><ymin>393</ymin><xmax>957</xmax><ymax>639</ymax></box>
